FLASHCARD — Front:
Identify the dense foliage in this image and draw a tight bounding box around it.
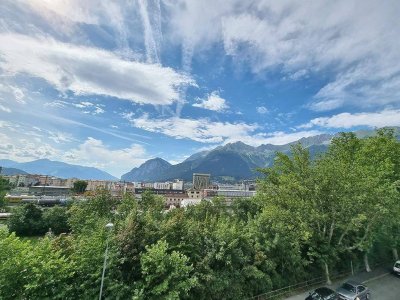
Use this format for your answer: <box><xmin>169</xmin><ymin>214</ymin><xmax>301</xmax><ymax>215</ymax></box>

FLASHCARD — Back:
<box><xmin>0</xmin><ymin>130</ymin><xmax>399</xmax><ymax>299</ymax></box>
<box><xmin>72</xmin><ymin>180</ymin><xmax>88</xmax><ymax>194</ymax></box>
<box><xmin>8</xmin><ymin>204</ymin><xmax>70</xmax><ymax>236</ymax></box>
<box><xmin>0</xmin><ymin>177</ymin><xmax>11</xmax><ymax>212</ymax></box>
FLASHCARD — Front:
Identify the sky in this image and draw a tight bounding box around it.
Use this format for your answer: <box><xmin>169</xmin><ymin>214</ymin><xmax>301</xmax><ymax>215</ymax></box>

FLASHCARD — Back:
<box><xmin>0</xmin><ymin>0</ymin><xmax>400</xmax><ymax>178</ymax></box>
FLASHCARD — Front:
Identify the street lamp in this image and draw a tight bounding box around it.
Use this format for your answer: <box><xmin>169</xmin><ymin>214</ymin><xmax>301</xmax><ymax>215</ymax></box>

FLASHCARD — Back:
<box><xmin>99</xmin><ymin>223</ymin><xmax>114</xmax><ymax>300</ymax></box>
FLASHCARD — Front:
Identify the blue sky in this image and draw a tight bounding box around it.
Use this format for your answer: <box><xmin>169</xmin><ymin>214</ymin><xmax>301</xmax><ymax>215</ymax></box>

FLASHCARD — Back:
<box><xmin>1</xmin><ymin>0</ymin><xmax>400</xmax><ymax>177</ymax></box>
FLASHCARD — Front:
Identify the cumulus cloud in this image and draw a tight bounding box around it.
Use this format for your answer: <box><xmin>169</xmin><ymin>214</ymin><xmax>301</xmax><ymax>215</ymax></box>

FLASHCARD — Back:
<box><xmin>193</xmin><ymin>91</ymin><xmax>228</xmax><ymax>112</ymax></box>
<box><xmin>0</xmin><ymin>131</ymin><xmax>60</xmax><ymax>162</ymax></box>
<box><xmin>0</xmin><ymin>120</ymin><xmax>149</xmax><ymax>176</ymax></box>
<box><xmin>0</xmin><ymin>33</ymin><xmax>195</xmax><ymax>106</ymax></box>
<box><xmin>64</xmin><ymin>137</ymin><xmax>148</xmax><ymax>177</ymax></box>
<box><xmin>299</xmin><ymin>109</ymin><xmax>400</xmax><ymax>129</ymax></box>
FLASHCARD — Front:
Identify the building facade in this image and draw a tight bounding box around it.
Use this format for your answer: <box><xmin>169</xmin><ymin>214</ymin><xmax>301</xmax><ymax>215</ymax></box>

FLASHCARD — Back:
<box><xmin>192</xmin><ymin>173</ymin><xmax>210</xmax><ymax>190</ymax></box>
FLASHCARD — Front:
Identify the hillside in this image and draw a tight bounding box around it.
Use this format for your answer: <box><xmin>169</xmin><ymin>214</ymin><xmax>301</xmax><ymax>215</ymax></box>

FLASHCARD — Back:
<box><xmin>0</xmin><ymin>159</ymin><xmax>117</xmax><ymax>180</ymax></box>
<box><xmin>121</xmin><ymin>127</ymin><xmax>400</xmax><ymax>182</ymax></box>
<box><xmin>121</xmin><ymin>134</ymin><xmax>333</xmax><ymax>182</ymax></box>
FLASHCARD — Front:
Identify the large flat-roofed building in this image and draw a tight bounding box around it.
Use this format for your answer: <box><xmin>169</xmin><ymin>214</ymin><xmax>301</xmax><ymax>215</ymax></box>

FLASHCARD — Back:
<box><xmin>204</xmin><ymin>189</ymin><xmax>256</xmax><ymax>198</ymax></box>
<box><xmin>134</xmin><ymin>188</ymin><xmax>186</xmax><ymax>195</ymax></box>
<box><xmin>193</xmin><ymin>173</ymin><xmax>210</xmax><ymax>190</ymax></box>
<box><xmin>29</xmin><ymin>186</ymin><xmax>70</xmax><ymax>196</ymax></box>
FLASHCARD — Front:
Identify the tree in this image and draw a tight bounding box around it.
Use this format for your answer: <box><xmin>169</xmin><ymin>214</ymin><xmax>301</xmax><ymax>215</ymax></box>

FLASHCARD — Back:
<box><xmin>0</xmin><ymin>228</ymin><xmax>73</xmax><ymax>299</ymax></box>
<box><xmin>72</xmin><ymin>180</ymin><xmax>88</xmax><ymax>194</ymax></box>
<box><xmin>8</xmin><ymin>203</ymin><xmax>46</xmax><ymax>236</ymax></box>
<box><xmin>43</xmin><ymin>206</ymin><xmax>70</xmax><ymax>235</ymax></box>
<box><xmin>0</xmin><ymin>177</ymin><xmax>11</xmax><ymax>212</ymax></box>
<box><xmin>137</xmin><ymin>240</ymin><xmax>197</xmax><ymax>299</ymax></box>
<box><xmin>68</xmin><ymin>189</ymin><xmax>116</xmax><ymax>233</ymax></box>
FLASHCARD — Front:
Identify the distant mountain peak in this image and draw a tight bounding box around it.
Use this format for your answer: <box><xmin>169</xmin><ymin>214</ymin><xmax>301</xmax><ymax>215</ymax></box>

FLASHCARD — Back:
<box><xmin>121</xmin><ymin>157</ymin><xmax>171</xmax><ymax>182</ymax></box>
<box><xmin>222</xmin><ymin>141</ymin><xmax>255</xmax><ymax>152</ymax></box>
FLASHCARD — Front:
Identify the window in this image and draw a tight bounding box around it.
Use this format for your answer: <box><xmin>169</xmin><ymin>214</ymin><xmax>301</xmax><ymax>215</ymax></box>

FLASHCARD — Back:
<box><xmin>357</xmin><ymin>286</ymin><xmax>365</xmax><ymax>293</ymax></box>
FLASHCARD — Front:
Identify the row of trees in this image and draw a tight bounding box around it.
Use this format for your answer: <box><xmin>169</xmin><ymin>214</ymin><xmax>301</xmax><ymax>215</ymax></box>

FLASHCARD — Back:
<box><xmin>257</xmin><ymin>129</ymin><xmax>400</xmax><ymax>283</ymax></box>
<box><xmin>0</xmin><ymin>129</ymin><xmax>399</xmax><ymax>299</ymax></box>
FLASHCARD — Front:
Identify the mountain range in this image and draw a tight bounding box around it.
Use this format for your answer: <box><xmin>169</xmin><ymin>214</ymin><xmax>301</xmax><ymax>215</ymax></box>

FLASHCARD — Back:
<box><xmin>1</xmin><ymin>128</ymin><xmax>398</xmax><ymax>182</ymax></box>
<box><xmin>0</xmin><ymin>159</ymin><xmax>117</xmax><ymax>180</ymax></box>
<box><xmin>0</xmin><ymin>167</ymin><xmax>28</xmax><ymax>176</ymax></box>
<box><xmin>122</xmin><ymin>134</ymin><xmax>333</xmax><ymax>182</ymax></box>
<box><xmin>121</xmin><ymin>128</ymin><xmax>400</xmax><ymax>183</ymax></box>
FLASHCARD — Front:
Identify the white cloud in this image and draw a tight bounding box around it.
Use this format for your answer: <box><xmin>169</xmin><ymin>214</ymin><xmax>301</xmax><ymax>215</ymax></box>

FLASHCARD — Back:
<box><xmin>44</xmin><ymin>100</ymin><xmax>69</xmax><ymax>108</ymax></box>
<box><xmin>138</xmin><ymin>0</ymin><xmax>162</xmax><ymax>63</ymax></box>
<box><xmin>0</xmin><ymin>120</ymin><xmax>149</xmax><ymax>177</ymax></box>
<box><xmin>299</xmin><ymin>109</ymin><xmax>400</xmax><ymax>129</ymax></box>
<box><xmin>64</xmin><ymin>137</ymin><xmax>148</xmax><ymax>177</ymax></box>
<box><xmin>256</xmin><ymin>106</ymin><xmax>268</xmax><ymax>114</ymax></box>
<box><xmin>223</xmin><ymin>130</ymin><xmax>323</xmax><ymax>146</ymax></box>
<box><xmin>47</xmin><ymin>131</ymin><xmax>75</xmax><ymax>144</ymax></box>
<box><xmin>165</xmin><ymin>0</ymin><xmax>400</xmax><ymax>110</ymax></box>
<box><xmin>126</xmin><ymin>113</ymin><xmax>258</xmax><ymax>143</ymax></box>
<box><xmin>26</xmin><ymin>0</ymin><xmax>101</xmax><ymax>25</ymax></box>
<box><xmin>0</xmin><ymin>33</ymin><xmax>195</xmax><ymax>106</ymax></box>
<box><xmin>93</xmin><ymin>107</ymin><xmax>105</xmax><ymax>115</ymax></box>
<box><xmin>72</xmin><ymin>101</ymin><xmax>105</xmax><ymax>115</ymax></box>
<box><xmin>0</xmin><ymin>132</ymin><xmax>60</xmax><ymax>162</ymax></box>
<box><xmin>0</xmin><ymin>104</ymin><xmax>11</xmax><ymax>113</ymax></box>
<box><xmin>73</xmin><ymin>102</ymin><xmax>93</xmax><ymax>108</ymax></box>
<box><xmin>125</xmin><ymin>113</ymin><xmax>321</xmax><ymax>146</ymax></box>
<box><xmin>193</xmin><ymin>91</ymin><xmax>228</xmax><ymax>112</ymax></box>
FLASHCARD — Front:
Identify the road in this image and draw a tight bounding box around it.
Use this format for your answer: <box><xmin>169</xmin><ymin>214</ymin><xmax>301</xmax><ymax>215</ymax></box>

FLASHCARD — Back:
<box><xmin>365</xmin><ymin>273</ymin><xmax>400</xmax><ymax>300</ymax></box>
<box><xmin>286</xmin><ymin>266</ymin><xmax>400</xmax><ymax>300</ymax></box>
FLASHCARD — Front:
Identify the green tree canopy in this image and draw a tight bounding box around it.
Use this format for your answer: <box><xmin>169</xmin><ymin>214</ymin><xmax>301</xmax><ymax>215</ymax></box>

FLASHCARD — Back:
<box><xmin>72</xmin><ymin>180</ymin><xmax>88</xmax><ymax>194</ymax></box>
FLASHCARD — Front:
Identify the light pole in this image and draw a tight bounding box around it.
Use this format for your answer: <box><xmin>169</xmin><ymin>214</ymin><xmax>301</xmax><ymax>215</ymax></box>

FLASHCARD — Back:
<box><xmin>99</xmin><ymin>222</ymin><xmax>114</xmax><ymax>300</ymax></box>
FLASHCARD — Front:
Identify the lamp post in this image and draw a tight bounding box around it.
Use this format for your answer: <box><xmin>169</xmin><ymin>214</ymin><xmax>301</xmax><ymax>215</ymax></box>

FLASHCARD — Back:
<box><xmin>99</xmin><ymin>222</ymin><xmax>114</xmax><ymax>300</ymax></box>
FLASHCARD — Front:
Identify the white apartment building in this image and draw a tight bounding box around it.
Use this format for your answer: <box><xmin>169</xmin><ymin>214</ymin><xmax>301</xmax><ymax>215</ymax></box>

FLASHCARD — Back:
<box><xmin>172</xmin><ymin>179</ymin><xmax>184</xmax><ymax>190</ymax></box>
<box><xmin>153</xmin><ymin>182</ymin><xmax>171</xmax><ymax>190</ymax></box>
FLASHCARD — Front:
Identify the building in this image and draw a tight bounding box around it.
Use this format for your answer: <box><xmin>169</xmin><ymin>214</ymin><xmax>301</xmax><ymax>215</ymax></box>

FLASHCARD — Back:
<box><xmin>28</xmin><ymin>186</ymin><xmax>70</xmax><ymax>196</ymax></box>
<box><xmin>181</xmin><ymin>198</ymin><xmax>202</xmax><ymax>207</ymax></box>
<box><xmin>3</xmin><ymin>174</ymin><xmax>40</xmax><ymax>187</ymax></box>
<box><xmin>134</xmin><ymin>188</ymin><xmax>186</xmax><ymax>196</ymax></box>
<box><xmin>203</xmin><ymin>189</ymin><xmax>256</xmax><ymax>205</ymax></box>
<box><xmin>154</xmin><ymin>182</ymin><xmax>171</xmax><ymax>190</ymax></box>
<box><xmin>164</xmin><ymin>192</ymin><xmax>189</xmax><ymax>208</ymax></box>
<box><xmin>172</xmin><ymin>179</ymin><xmax>184</xmax><ymax>190</ymax></box>
<box><xmin>187</xmin><ymin>189</ymin><xmax>203</xmax><ymax>199</ymax></box>
<box><xmin>193</xmin><ymin>173</ymin><xmax>210</xmax><ymax>190</ymax></box>
<box><xmin>204</xmin><ymin>189</ymin><xmax>256</xmax><ymax>198</ymax></box>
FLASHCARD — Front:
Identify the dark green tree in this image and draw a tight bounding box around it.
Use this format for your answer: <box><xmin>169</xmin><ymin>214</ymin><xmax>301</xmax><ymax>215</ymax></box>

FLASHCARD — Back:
<box><xmin>8</xmin><ymin>203</ymin><xmax>46</xmax><ymax>236</ymax></box>
<box><xmin>72</xmin><ymin>180</ymin><xmax>88</xmax><ymax>194</ymax></box>
<box><xmin>0</xmin><ymin>177</ymin><xmax>11</xmax><ymax>212</ymax></box>
<box><xmin>43</xmin><ymin>206</ymin><xmax>70</xmax><ymax>234</ymax></box>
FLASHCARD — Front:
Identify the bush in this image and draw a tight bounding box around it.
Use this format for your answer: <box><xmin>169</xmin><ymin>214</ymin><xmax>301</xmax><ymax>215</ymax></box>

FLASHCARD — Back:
<box><xmin>43</xmin><ymin>206</ymin><xmax>70</xmax><ymax>235</ymax></box>
<box><xmin>8</xmin><ymin>203</ymin><xmax>46</xmax><ymax>236</ymax></box>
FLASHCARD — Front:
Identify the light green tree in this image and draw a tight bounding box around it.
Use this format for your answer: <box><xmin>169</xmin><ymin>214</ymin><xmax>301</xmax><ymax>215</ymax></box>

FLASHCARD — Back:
<box><xmin>136</xmin><ymin>240</ymin><xmax>197</xmax><ymax>300</ymax></box>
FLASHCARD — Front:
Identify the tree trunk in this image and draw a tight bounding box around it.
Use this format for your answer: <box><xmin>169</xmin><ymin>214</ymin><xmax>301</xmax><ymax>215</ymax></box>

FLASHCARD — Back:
<box><xmin>393</xmin><ymin>248</ymin><xmax>399</xmax><ymax>261</ymax></box>
<box><xmin>364</xmin><ymin>253</ymin><xmax>371</xmax><ymax>272</ymax></box>
<box><xmin>324</xmin><ymin>262</ymin><xmax>332</xmax><ymax>285</ymax></box>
